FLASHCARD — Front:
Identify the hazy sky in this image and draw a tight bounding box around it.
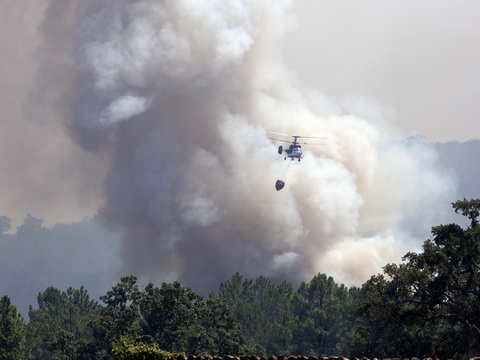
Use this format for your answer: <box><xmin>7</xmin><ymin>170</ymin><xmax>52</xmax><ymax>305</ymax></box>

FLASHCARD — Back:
<box><xmin>282</xmin><ymin>0</ymin><xmax>480</xmax><ymax>142</ymax></box>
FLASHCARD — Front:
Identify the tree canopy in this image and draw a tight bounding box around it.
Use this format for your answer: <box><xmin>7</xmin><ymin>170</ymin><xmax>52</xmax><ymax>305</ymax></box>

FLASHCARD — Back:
<box><xmin>352</xmin><ymin>198</ymin><xmax>480</xmax><ymax>359</ymax></box>
<box><xmin>2</xmin><ymin>198</ymin><xmax>480</xmax><ymax>359</ymax></box>
<box><xmin>0</xmin><ymin>295</ymin><xmax>26</xmax><ymax>360</ymax></box>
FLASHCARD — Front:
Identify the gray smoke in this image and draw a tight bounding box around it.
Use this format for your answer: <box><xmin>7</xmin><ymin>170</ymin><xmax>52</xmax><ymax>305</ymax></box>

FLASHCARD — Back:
<box><xmin>65</xmin><ymin>0</ymin><xmax>455</xmax><ymax>289</ymax></box>
<box><xmin>1</xmin><ymin>0</ymin><xmax>461</xmax><ymax>295</ymax></box>
<box><xmin>0</xmin><ymin>0</ymin><xmax>107</xmax><ymax>229</ymax></box>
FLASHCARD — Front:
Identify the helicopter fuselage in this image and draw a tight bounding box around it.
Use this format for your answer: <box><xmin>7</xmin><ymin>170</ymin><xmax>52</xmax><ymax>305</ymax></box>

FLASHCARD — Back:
<box><xmin>286</xmin><ymin>144</ymin><xmax>303</xmax><ymax>159</ymax></box>
<box><xmin>278</xmin><ymin>144</ymin><xmax>303</xmax><ymax>161</ymax></box>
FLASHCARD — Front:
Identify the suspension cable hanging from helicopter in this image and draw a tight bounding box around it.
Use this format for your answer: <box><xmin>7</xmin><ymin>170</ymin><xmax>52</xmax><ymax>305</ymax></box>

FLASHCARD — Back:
<box><xmin>275</xmin><ymin>160</ymin><xmax>292</xmax><ymax>191</ymax></box>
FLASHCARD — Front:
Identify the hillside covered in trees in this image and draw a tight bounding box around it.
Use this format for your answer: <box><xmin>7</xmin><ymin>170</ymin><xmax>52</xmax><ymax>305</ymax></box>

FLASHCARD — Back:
<box><xmin>2</xmin><ymin>199</ymin><xmax>480</xmax><ymax>359</ymax></box>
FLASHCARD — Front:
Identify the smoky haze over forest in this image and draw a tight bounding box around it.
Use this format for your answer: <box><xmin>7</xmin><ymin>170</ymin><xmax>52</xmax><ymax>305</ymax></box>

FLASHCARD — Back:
<box><xmin>1</xmin><ymin>0</ymin><xmax>479</xmax><ymax>315</ymax></box>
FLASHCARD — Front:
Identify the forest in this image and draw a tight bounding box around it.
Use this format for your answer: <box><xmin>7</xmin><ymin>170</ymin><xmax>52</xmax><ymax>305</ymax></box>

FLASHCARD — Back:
<box><xmin>1</xmin><ymin>199</ymin><xmax>480</xmax><ymax>360</ymax></box>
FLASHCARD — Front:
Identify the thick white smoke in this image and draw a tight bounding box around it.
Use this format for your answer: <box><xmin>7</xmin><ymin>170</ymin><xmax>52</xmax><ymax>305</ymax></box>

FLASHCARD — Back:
<box><xmin>66</xmin><ymin>0</ymin><xmax>456</xmax><ymax>289</ymax></box>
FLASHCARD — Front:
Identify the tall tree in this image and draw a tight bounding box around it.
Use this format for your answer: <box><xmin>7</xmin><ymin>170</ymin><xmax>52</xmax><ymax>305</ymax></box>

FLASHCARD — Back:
<box><xmin>353</xmin><ymin>199</ymin><xmax>480</xmax><ymax>359</ymax></box>
<box><xmin>27</xmin><ymin>286</ymin><xmax>100</xmax><ymax>360</ymax></box>
<box><xmin>266</xmin><ymin>280</ymin><xmax>295</xmax><ymax>355</ymax></box>
<box><xmin>0</xmin><ymin>295</ymin><xmax>26</xmax><ymax>360</ymax></box>
<box><xmin>217</xmin><ymin>273</ymin><xmax>272</xmax><ymax>354</ymax></box>
<box><xmin>291</xmin><ymin>274</ymin><xmax>355</xmax><ymax>356</ymax></box>
<box><xmin>89</xmin><ymin>276</ymin><xmax>142</xmax><ymax>358</ymax></box>
<box><xmin>140</xmin><ymin>281</ymin><xmax>205</xmax><ymax>353</ymax></box>
<box><xmin>201</xmin><ymin>296</ymin><xmax>247</xmax><ymax>355</ymax></box>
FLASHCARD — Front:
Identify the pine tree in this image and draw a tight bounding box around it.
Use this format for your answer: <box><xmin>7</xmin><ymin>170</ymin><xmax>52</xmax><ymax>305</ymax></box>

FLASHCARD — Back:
<box><xmin>0</xmin><ymin>295</ymin><xmax>26</xmax><ymax>360</ymax></box>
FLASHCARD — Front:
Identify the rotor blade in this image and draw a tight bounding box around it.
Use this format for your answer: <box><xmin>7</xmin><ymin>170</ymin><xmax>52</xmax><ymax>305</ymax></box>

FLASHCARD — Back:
<box><xmin>296</xmin><ymin>135</ymin><xmax>327</xmax><ymax>139</ymax></box>
<box><xmin>269</xmin><ymin>131</ymin><xmax>327</xmax><ymax>140</ymax></box>
<box><xmin>269</xmin><ymin>131</ymin><xmax>290</xmax><ymax>137</ymax></box>
<box><xmin>268</xmin><ymin>137</ymin><xmax>294</xmax><ymax>143</ymax></box>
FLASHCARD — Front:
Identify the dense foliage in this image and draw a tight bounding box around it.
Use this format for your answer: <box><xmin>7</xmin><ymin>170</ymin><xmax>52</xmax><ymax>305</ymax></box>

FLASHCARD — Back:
<box><xmin>27</xmin><ymin>286</ymin><xmax>100</xmax><ymax>359</ymax></box>
<box><xmin>0</xmin><ymin>295</ymin><xmax>26</xmax><ymax>359</ymax></box>
<box><xmin>351</xmin><ymin>199</ymin><xmax>480</xmax><ymax>359</ymax></box>
<box><xmin>216</xmin><ymin>273</ymin><xmax>361</xmax><ymax>356</ymax></box>
<box><xmin>1</xmin><ymin>199</ymin><xmax>480</xmax><ymax>359</ymax></box>
<box><xmin>111</xmin><ymin>337</ymin><xmax>180</xmax><ymax>360</ymax></box>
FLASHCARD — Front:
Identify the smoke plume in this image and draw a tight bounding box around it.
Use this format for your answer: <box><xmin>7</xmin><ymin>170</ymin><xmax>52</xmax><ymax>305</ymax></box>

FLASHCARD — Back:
<box><xmin>60</xmin><ymin>0</ymin><xmax>456</xmax><ymax>289</ymax></box>
<box><xmin>7</xmin><ymin>0</ymin><xmax>457</xmax><ymax>292</ymax></box>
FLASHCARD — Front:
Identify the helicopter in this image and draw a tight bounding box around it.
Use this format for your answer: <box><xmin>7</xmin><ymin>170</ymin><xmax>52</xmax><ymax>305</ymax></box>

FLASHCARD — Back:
<box><xmin>269</xmin><ymin>132</ymin><xmax>324</xmax><ymax>162</ymax></box>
